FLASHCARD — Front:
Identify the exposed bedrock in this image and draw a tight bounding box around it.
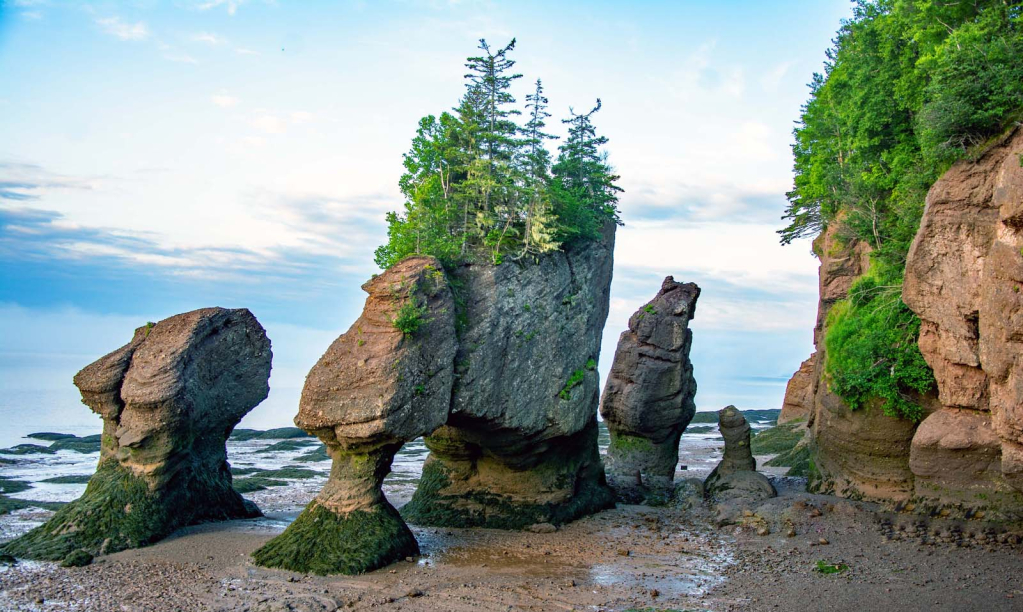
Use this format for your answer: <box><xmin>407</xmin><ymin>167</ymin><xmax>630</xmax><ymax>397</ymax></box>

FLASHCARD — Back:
<box><xmin>793</xmin><ymin>222</ymin><xmax>933</xmax><ymax>503</ymax></box>
<box><xmin>401</xmin><ymin>226</ymin><xmax>617</xmax><ymax>529</ymax></box>
<box><xmin>779</xmin><ymin>355</ymin><xmax>814</xmax><ymax>424</ymax></box>
<box><xmin>253</xmin><ymin>256</ymin><xmax>457</xmax><ymax>575</ymax></box>
<box><xmin>903</xmin><ymin>126</ymin><xmax>1023</xmax><ymax>519</ymax></box>
<box><xmin>704</xmin><ymin>406</ymin><xmax>776</xmax><ymax>504</ymax></box>
<box><xmin>1</xmin><ymin>308</ymin><xmax>271</xmax><ymax>562</ymax></box>
<box><xmin>599</xmin><ymin>276</ymin><xmax>700</xmax><ymax>502</ymax></box>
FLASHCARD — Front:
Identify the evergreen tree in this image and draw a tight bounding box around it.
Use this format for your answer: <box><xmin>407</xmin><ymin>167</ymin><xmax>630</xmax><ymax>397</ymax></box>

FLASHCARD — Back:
<box><xmin>551</xmin><ymin>100</ymin><xmax>623</xmax><ymax>243</ymax></box>
<box><xmin>517</xmin><ymin>79</ymin><xmax>560</xmax><ymax>257</ymax></box>
<box><xmin>375</xmin><ymin>38</ymin><xmax>623</xmax><ymax>270</ymax></box>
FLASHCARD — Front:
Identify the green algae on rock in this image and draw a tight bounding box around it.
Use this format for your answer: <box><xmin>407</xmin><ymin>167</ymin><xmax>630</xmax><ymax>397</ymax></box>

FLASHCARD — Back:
<box><xmin>0</xmin><ymin>307</ymin><xmax>272</xmax><ymax>561</ymax></box>
<box><xmin>252</xmin><ymin>502</ymin><xmax>417</xmax><ymax>576</ymax></box>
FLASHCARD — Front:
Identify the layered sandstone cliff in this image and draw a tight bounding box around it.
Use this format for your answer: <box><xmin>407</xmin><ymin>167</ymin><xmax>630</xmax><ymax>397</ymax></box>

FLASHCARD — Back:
<box><xmin>791</xmin><ymin>127</ymin><xmax>1023</xmax><ymax>521</ymax></box>
<box><xmin>903</xmin><ymin>127</ymin><xmax>1023</xmax><ymax>518</ymax></box>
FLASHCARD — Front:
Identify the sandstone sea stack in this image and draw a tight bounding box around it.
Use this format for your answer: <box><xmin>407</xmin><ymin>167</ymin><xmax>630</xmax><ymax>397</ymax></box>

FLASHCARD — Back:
<box><xmin>401</xmin><ymin>225</ymin><xmax>617</xmax><ymax>529</ymax></box>
<box><xmin>704</xmin><ymin>406</ymin><xmax>776</xmax><ymax>503</ymax></box>
<box><xmin>902</xmin><ymin>126</ymin><xmax>1023</xmax><ymax>519</ymax></box>
<box><xmin>253</xmin><ymin>257</ymin><xmax>457</xmax><ymax>575</ymax></box>
<box><xmin>599</xmin><ymin>276</ymin><xmax>700</xmax><ymax>502</ymax></box>
<box><xmin>1</xmin><ymin>308</ymin><xmax>271</xmax><ymax>562</ymax></box>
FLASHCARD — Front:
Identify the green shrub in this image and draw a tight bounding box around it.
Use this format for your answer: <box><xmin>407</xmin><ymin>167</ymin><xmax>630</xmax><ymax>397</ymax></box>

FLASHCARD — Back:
<box><xmin>392</xmin><ymin>299</ymin><xmax>428</xmax><ymax>336</ymax></box>
<box><xmin>824</xmin><ymin>268</ymin><xmax>934</xmax><ymax>422</ymax></box>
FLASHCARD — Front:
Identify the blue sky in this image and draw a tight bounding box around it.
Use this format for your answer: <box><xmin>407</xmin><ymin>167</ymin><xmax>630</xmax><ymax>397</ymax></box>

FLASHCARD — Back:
<box><xmin>0</xmin><ymin>0</ymin><xmax>852</xmax><ymax>434</ymax></box>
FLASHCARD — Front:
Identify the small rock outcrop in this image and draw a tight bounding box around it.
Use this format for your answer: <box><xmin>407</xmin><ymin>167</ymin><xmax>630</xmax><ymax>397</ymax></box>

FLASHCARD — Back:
<box><xmin>779</xmin><ymin>356</ymin><xmax>814</xmax><ymax>424</ymax></box>
<box><xmin>704</xmin><ymin>406</ymin><xmax>776</xmax><ymax>504</ymax></box>
<box><xmin>253</xmin><ymin>257</ymin><xmax>457</xmax><ymax>575</ymax></box>
<box><xmin>599</xmin><ymin>277</ymin><xmax>700</xmax><ymax>502</ymax></box>
<box><xmin>903</xmin><ymin>126</ymin><xmax>1023</xmax><ymax>519</ymax></box>
<box><xmin>1</xmin><ymin>308</ymin><xmax>271</xmax><ymax>562</ymax></box>
<box><xmin>401</xmin><ymin>226</ymin><xmax>617</xmax><ymax>529</ymax></box>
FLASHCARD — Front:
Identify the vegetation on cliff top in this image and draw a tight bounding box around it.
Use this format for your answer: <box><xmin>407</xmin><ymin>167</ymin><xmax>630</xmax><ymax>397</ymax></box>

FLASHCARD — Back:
<box><xmin>375</xmin><ymin>39</ymin><xmax>622</xmax><ymax>270</ymax></box>
<box><xmin>780</xmin><ymin>0</ymin><xmax>1023</xmax><ymax>420</ymax></box>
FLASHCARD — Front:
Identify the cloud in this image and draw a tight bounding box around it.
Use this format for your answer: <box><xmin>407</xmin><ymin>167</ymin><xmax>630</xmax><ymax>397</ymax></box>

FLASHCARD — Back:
<box><xmin>212</xmin><ymin>92</ymin><xmax>239</xmax><ymax>108</ymax></box>
<box><xmin>760</xmin><ymin>60</ymin><xmax>795</xmax><ymax>93</ymax></box>
<box><xmin>196</xmin><ymin>0</ymin><xmax>246</xmax><ymax>15</ymax></box>
<box><xmin>0</xmin><ymin>162</ymin><xmax>95</xmax><ymax>201</ymax></box>
<box><xmin>235</xmin><ymin>47</ymin><xmax>260</xmax><ymax>56</ymax></box>
<box><xmin>95</xmin><ymin>17</ymin><xmax>149</xmax><ymax>41</ymax></box>
<box><xmin>162</xmin><ymin>53</ymin><xmax>199</xmax><ymax>65</ymax></box>
<box><xmin>192</xmin><ymin>32</ymin><xmax>226</xmax><ymax>45</ymax></box>
<box><xmin>251</xmin><ymin>114</ymin><xmax>286</xmax><ymax>134</ymax></box>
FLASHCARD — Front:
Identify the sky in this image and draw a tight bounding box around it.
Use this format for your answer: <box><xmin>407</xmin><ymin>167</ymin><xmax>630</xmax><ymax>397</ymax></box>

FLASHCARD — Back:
<box><xmin>0</xmin><ymin>0</ymin><xmax>853</xmax><ymax>438</ymax></box>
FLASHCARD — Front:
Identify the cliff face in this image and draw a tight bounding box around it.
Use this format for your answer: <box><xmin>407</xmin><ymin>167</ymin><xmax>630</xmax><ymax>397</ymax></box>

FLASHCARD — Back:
<box><xmin>790</xmin><ymin>127</ymin><xmax>1023</xmax><ymax>520</ymax></box>
<box><xmin>800</xmin><ymin>224</ymin><xmax>928</xmax><ymax>502</ymax></box>
<box><xmin>903</xmin><ymin>127</ymin><xmax>1023</xmax><ymax>518</ymax></box>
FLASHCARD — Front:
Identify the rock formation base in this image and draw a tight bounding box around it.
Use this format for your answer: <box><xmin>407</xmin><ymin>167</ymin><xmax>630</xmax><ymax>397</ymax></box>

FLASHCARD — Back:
<box><xmin>402</xmin><ymin>419</ymin><xmax>614</xmax><ymax>529</ymax></box>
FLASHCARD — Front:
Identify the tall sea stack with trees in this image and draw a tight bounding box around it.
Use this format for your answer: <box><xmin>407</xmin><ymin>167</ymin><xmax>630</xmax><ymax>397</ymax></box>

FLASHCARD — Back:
<box><xmin>779</xmin><ymin>0</ymin><xmax>1023</xmax><ymax>518</ymax></box>
<box><xmin>254</xmin><ymin>39</ymin><xmax>624</xmax><ymax>573</ymax></box>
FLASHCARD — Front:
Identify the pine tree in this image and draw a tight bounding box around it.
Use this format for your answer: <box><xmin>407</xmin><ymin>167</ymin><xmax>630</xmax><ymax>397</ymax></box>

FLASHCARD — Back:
<box><xmin>551</xmin><ymin>100</ymin><xmax>623</xmax><ymax>243</ymax></box>
<box><xmin>517</xmin><ymin>79</ymin><xmax>559</xmax><ymax>256</ymax></box>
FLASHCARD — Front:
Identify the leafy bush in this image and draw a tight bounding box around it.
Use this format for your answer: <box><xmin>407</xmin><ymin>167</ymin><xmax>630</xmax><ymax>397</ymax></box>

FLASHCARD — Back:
<box><xmin>824</xmin><ymin>268</ymin><xmax>934</xmax><ymax>422</ymax></box>
<box><xmin>392</xmin><ymin>299</ymin><xmax>428</xmax><ymax>336</ymax></box>
<box><xmin>779</xmin><ymin>1</ymin><xmax>1021</xmax><ymax>420</ymax></box>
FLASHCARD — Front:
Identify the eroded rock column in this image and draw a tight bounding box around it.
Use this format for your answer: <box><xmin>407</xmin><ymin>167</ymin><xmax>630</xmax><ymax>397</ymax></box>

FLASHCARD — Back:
<box><xmin>401</xmin><ymin>227</ymin><xmax>617</xmax><ymax>529</ymax></box>
<box><xmin>599</xmin><ymin>277</ymin><xmax>700</xmax><ymax>502</ymax></box>
<box><xmin>704</xmin><ymin>406</ymin><xmax>776</xmax><ymax>503</ymax></box>
<box><xmin>1</xmin><ymin>308</ymin><xmax>271</xmax><ymax>562</ymax></box>
<box><xmin>253</xmin><ymin>256</ymin><xmax>456</xmax><ymax>574</ymax></box>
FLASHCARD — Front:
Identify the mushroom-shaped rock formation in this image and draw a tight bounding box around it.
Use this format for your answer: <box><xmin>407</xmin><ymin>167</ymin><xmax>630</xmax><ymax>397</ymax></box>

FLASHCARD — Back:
<box><xmin>704</xmin><ymin>406</ymin><xmax>776</xmax><ymax>503</ymax></box>
<box><xmin>1</xmin><ymin>308</ymin><xmax>271</xmax><ymax>562</ymax></box>
<box><xmin>599</xmin><ymin>277</ymin><xmax>700</xmax><ymax>502</ymax></box>
<box><xmin>401</xmin><ymin>226</ymin><xmax>617</xmax><ymax>529</ymax></box>
<box><xmin>253</xmin><ymin>256</ymin><xmax>457</xmax><ymax>575</ymax></box>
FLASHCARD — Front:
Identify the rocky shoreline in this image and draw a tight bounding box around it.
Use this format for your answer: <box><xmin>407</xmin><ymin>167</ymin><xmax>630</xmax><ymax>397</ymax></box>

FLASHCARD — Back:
<box><xmin>3</xmin><ymin>420</ymin><xmax>1021</xmax><ymax>611</ymax></box>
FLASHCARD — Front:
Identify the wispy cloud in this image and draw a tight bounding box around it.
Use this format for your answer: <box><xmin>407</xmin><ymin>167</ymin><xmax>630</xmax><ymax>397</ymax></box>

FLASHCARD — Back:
<box><xmin>196</xmin><ymin>0</ymin><xmax>246</xmax><ymax>15</ymax></box>
<box><xmin>212</xmin><ymin>92</ymin><xmax>239</xmax><ymax>108</ymax></box>
<box><xmin>192</xmin><ymin>31</ymin><xmax>226</xmax><ymax>45</ymax></box>
<box><xmin>0</xmin><ymin>162</ymin><xmax>95</xmax><ymax>201</ymax></box>
<box><xmin>95</xmin><ymin>16</ymin><xmax>149</xmax><ymax>41</ymax></box>
<box><xmin>162</xmin><ymin>53</ymin><xmax>199</xmax><ymax>65</ymax></box>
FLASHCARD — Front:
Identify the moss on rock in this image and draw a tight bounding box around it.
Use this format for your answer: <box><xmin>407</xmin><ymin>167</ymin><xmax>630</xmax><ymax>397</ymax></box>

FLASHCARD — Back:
<box><xmin>252</xmin><ymin>502</ymin><xmax>417</xmax><ymax>575</ymax></box>
<box><xmin>0</xmin><ymin>463</ymin><xmax>257</xmax><ymax>561</ymax></box>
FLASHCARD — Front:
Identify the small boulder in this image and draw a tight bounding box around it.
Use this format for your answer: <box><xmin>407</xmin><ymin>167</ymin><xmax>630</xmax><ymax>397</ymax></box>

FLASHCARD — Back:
<box><xmin>60</xmin><ymin>549</ymin><xmax>93</xmax><ymax>568</ymax></box>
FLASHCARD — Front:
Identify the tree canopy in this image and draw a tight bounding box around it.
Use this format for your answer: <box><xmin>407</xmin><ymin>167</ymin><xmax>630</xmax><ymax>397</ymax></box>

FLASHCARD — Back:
<box><xmin>374</xmin><ymin>39</ymin><xmax>622</xmax><ymax>270</ymax></box>
<box><xmin>780</xmin><ymin>0</ymin><xmax>1023</xmax><ymax>420</ymax></box>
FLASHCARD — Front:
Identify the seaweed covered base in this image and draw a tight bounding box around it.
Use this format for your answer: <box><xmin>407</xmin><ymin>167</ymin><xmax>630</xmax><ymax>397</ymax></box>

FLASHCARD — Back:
<box><xmin>0</xmin><ymin>463</ymin><xmax>259</xmax><ymax>561</ymax></box>
<box><xmin>252</xmin><ymin>501</ymin><xmax>418</xmax><ymax>575</ymax></box>
<box><xmin>402</xmin><ymin>422</ymin><xmax>615</xmax><ymax>529</ymax></box>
